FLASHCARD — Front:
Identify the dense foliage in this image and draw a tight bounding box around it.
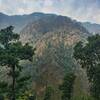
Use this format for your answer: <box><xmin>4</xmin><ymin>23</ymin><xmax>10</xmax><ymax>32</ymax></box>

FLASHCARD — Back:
<box><xmin>59</xmin><ymin>73</ymin><xmax>75</xmax><ymax>100</ymax></box>
<box><xmin>0</xmin><ymin>26</ymin><xmax>35</xmax><ymax>100</ymax></box>
<box><xmin>74</xmin><ymin>34</ymin><xmax>100</xmax><ymax>100</ymax></box>
<box><xmin>43</xmin><ymin>86</ymin><xmax>53</xmax><ymax>100</ymax></box>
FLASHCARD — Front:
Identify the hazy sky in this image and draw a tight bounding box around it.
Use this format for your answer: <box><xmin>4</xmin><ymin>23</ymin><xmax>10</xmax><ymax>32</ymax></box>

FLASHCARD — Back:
<box><xmin>0</xmin><ymin>0</ymin><xmax>100</xmax><ymax>23</ymax></box>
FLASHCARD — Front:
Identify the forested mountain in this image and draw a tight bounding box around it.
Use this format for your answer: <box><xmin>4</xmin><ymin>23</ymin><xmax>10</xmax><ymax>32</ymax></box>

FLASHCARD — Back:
<box><xmin>0</xmin><ymin>12</ymin><xmax>97</xmax><ymax>100</ymax></box>
<box><xmin>0</xmin><ymin>0</ymin><xmax>100</xmax><ymax>98</ymax></box>
<box><xmin>19</xmin><ymin>13</ymin><xmax>90</xmax><ymax>100</ymax></box>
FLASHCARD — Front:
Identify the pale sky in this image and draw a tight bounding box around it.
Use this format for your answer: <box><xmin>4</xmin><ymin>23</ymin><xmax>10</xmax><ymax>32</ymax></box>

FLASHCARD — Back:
<box><xmin>0</xmin><ymin>0</ymin><xmax>100</xmax><ymax>23</ymax></box>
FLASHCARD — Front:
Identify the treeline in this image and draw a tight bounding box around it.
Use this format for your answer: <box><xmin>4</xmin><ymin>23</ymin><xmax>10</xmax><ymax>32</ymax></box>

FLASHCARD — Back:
<box><xmin>74</xmin><ymin>34</ymin><xmax>100</xmax><ymax>100</ymax></box>
<box><xmin>0</xmin><ymin>26</ymin><xmax>35</xmax><ymax>100</ymax></box>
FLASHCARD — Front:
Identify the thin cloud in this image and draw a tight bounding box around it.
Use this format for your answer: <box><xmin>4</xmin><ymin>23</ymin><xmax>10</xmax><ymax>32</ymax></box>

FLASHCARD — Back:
<box><xmin>0</xmin><ymin>0</ymin><xmax>100</xmax><ymax>23</ymax></box>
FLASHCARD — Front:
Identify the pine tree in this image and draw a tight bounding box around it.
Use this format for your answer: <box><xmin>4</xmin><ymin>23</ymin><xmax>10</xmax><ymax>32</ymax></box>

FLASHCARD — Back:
<box><xmin>43</xmin><ymin>86</ymin><xmax>53</xmax><ymax>100</ymax></box>
<box><xmin>59</xmin><ymin>73</ymin><xmax>75</xmax><ymax>100</ymax></box>
<box><xmin>0</xmin><ymin>26</ymin><xmax>35</xmax><ymax>100</ymax></box>
<box><xmin>74</xmin><ymin>35</ymin><xmax>100</xmax><ymax>100</ymax></box>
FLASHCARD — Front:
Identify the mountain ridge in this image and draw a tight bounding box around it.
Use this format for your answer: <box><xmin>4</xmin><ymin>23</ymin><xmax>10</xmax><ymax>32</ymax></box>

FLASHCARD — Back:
<box><xmin>0</xmin><ymin>12</ymin><xmax>99</xmax><ymax>34</ymax></box>
<box><xmin>0</xmin><ymin>12</ymin><xmax>100</xmax><ymax>36</ymax></box>
<box><xmin>82</xmin><ymin>22</ymin><xmax>100</xmax><ymax>34</ymax></box>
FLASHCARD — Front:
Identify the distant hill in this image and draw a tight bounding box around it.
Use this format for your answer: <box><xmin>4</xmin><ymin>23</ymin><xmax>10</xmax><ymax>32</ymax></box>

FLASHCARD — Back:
<box><xmin>82</xmin><ymin>22</ymin><xmax>100</xmax><ymax>34</ymax></box>
<box><xmin>0</xmin><ymin>12</ymin><xmax>46</xmax><ymax>32</ymax></box>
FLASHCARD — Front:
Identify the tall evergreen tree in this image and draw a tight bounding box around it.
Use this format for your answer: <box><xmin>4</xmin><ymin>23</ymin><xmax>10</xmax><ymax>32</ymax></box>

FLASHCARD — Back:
<box><xmin>43</xmin><ymin>86</ymin><xmax>53</xmax><ymax>100</ymax></box>
<box><xmin>59</xmin><ymin>73</ymin><xmax>75</xmax><ymax>100</ymax></box>
<box><xmin>74</xmin><ymin>35</ymin><xmax>100</xmax><ymax>100</ymax></box>
<box><xmin>0</xmin><ymin>26</ymin><xmax>35</xmax><ymax>100</ymax></box>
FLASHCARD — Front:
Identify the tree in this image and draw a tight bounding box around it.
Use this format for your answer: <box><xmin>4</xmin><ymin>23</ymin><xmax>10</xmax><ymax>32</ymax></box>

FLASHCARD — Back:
<box><xmin>59</xmin><ymin>73</ymin><xmax>75</xmax><ymax>100</ymax></box>
<box><xmin>0</xmin><ymin>26</ymin><xmax>35</xmax><ymax>100</ymax></box>
<box><xmin>73</xmin><ymin>34</ymin><xmax>100</xmax><ymax>100</ymax></box>
<box><xmin>43</xmin><ymin>86</ymin><xmax>53</xmax><ymax>100</ymax></box>
<box><xmin>28</xmin><ymin>95</ymin><xmax>36</xmax><ymax>100</ymax></box>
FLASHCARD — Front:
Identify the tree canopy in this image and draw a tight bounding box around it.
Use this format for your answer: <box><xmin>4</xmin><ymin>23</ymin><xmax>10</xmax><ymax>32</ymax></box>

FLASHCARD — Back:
<box><xmin>59</xmin><ymin>73</ymin><xmax>75</xmax><ymax>100</ymax></box>
<box><xmin>0</xmin><ymin>26</ymin><xmax>35</xmax><ymax>100</ymax></box>
<box><xmin>74</xmin><ymin>34</ymin><xmax>100</xmax><ymax>100</ymax></box>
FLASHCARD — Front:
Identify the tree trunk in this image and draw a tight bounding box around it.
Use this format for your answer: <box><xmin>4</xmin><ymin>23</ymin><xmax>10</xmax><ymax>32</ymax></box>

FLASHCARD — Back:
<box><xmin>12</xmin><ymin>66</ymin><xmax>16</xmax><ymax>100</ymax></box>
